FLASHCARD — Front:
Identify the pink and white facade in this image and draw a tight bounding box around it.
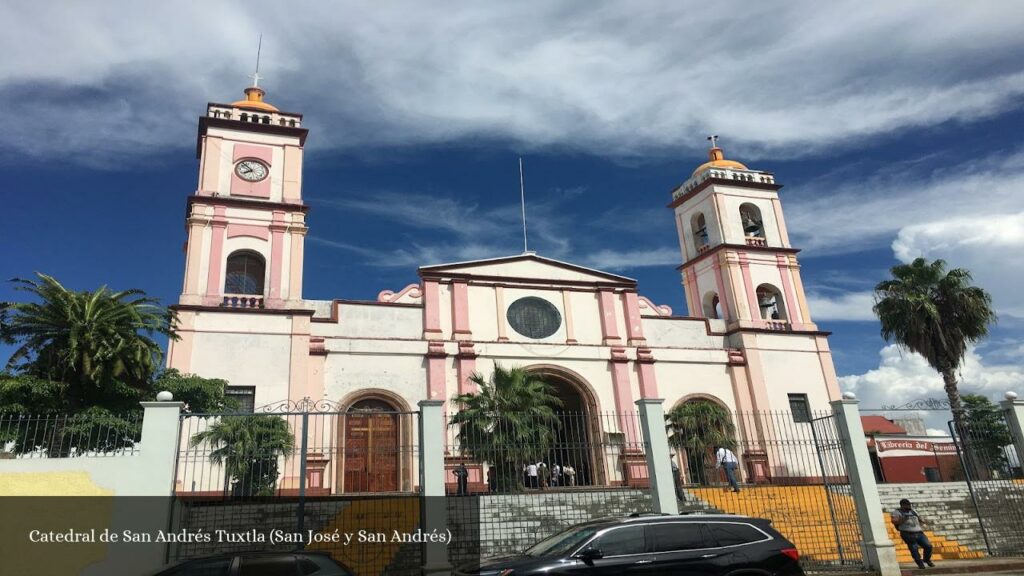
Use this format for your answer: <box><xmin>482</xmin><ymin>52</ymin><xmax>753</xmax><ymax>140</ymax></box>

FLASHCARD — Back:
<box><xmin>167</xmin><ymin>87</ymin><xmax>842</xmax><ymax>478</ymax></box>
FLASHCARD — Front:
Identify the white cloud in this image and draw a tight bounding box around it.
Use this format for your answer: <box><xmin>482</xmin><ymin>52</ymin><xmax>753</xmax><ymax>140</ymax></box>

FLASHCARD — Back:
<box><xmin>786</xmin><ymin>151</ymin><xmax>1024</xmax><ymax>256</ymax></box>
<box><xmin>579</xmin><ymin>247</ymin><xmax>679</xmax><ymax>271</ymax></box>
<box><xmin>806</xmin><ymin>290</ymin><xmax>876</xmax><ymax>321</ymax></box>
<box><xmin>891</xmin><ymin>212</ymin><xmax>1024</xmax><ymax>318</ymax></box>
<box><xmin>839</xmin><ymin>344</ymin><xmax>1024</xmax><ymax>410</ymax></box>
<box><xmin>3</xmin><ymin>1</ymin><xmax>1024</xmax><ymax>163</ymax></box>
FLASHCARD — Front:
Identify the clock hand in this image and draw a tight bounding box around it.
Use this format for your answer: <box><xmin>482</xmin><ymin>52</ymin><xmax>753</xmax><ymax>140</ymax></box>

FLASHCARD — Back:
<box><xmin>240</xmin><ymin>164</ymin><xmax>252</xmax><ymax>174</ymax></box>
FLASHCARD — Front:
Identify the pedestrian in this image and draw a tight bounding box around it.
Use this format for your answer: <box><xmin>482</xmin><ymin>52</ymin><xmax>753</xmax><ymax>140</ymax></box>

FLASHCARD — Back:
<box><xmin>671</xmin><ymin>457</ymin><xmax>684</xmax><ymax>501</ymax></box>
<box><xmin>487</xmin><ymin>466</ymin><xmax>496</xmax><ymax>493</ymax></box>
<box><xmin>538</xmin><ymin>461</ymin><xmax>550</xmax><ymax>490</ymax></box>
<box><xmin>714</xmin><ymin>445</ymin><xmax>741</xmax><ymax>493</ymax></box>
<box><xmin>453</xmin><ymin>462</ymin><xmax>469</xmax><ymax>496</ymax></box>
<box><xmin>551</xmin><ymin>462</ymin><xmax>562</xmax><ymax>487</ymax></box>
<box><xmin>526</xmin><ymin>462</ymin><xmax>539</xmax><ymax>489</ymax></box>
<box><xmin>564</xmin><ymin>464</ymin><xmax>576</xmax><ymax>486</ymax></box>
<box><xmin>892</xmin><ymin>498</ymin><xmax>934</xmax><ymax>569</ymax></box>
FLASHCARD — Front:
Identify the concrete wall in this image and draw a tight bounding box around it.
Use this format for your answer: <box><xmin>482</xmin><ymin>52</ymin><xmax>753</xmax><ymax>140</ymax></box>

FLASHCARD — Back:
<box><xmin>878</xmin><ymin>482</ymin><xmax>1024</xmax><ymax>556</ymax></box>
<box><xmin>0</xmin><ymin>402</ymin><xmax>184</xmax><ymax>576</ymax></box>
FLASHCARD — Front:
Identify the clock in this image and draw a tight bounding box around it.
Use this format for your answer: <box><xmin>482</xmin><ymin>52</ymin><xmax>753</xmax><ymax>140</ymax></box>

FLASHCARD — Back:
<box><xmin>235</xmin><ymin>159</ymin><xmax>269</xmax><ymax>182</ymax></box>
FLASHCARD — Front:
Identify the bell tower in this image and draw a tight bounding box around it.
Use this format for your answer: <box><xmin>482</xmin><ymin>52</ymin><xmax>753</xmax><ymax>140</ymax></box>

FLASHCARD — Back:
<box><xmin>670</xmin><ymin>140</ymin><xmax>816</xmax><ymax>332</ymax></box>
<box><xmin>177</xmin><ymin>82</ymin><xmax>310</xmax><ymax>310</ymax></box>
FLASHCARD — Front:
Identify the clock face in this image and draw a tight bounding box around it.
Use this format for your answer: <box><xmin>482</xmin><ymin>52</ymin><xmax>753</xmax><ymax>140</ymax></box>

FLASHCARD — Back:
<box><xmin>235</xmin><ymin>160</ymin><xmax>269</xmax><ymax>182</ymax></box>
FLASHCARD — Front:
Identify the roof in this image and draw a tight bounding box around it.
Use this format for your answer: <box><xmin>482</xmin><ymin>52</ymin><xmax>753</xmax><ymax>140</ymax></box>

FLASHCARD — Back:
<box><xmin>418</xmin><ymin>253</ymin><xmax>637</xmax><ymax>287</ymax></box>
<box><xmin>861</xmin><ymin>415</ymin><xmax>907</xmax><ymax>435</ymax></box>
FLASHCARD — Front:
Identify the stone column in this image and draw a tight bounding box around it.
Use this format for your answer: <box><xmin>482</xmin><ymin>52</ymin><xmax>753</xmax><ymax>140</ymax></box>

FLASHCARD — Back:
<box><xmin>831</xmin><ymin>395</ymin><xmax>900</xmax><ymax>576</ymax></box>
<box><xmin>636</xmin><ymin>398</ymin><xmax>679</xmax><ymax>515</ymax></box>
<box><xmin>418</xmin><ymin>400</ymin><xmax>451</xmax><ymax>575</ymax></box>
<box><xmin>1000</xmin><ymin>392</ymin><xmax>1024</xmax><ymax>472</ymax></box>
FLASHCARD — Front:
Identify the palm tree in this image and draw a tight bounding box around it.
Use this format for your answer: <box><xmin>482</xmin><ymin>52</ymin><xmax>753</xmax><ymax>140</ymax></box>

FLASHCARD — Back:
<box><xmin>450</xmin><ymin>365</ymin><xmax>562</xmax><ymax>492</ymax></box>
<box><xmin>666</xmin><ymin>400</ymin><xmax>736</xmax><ymax>485</ymax></box>
<box><xmin>190</xmin><ymin>415</ymin><xmax>295</xmax><ymax>497</ymax></box>
<box><xmin>873</xmin><ymin>258</ymin><xmax>996</xmax><ymax>428</ymax></box>
<box><xmin>2</xmin><ymin>273</ymin><xmax>176</xmax><ymax>410</ymax></box>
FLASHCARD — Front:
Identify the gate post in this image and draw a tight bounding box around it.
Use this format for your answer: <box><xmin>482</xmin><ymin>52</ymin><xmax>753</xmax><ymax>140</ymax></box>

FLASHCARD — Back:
<box><xmin>419</xmin><ymin>400</ymin><xmax>452</xmax><ymax>575</ymax></box>
<box><xmin>1000</xmin><ymin>391</ymin><xmax>1024</xmax><ymax>473</ymax></box>
<box><xmin>831</xmin><ymin>394</ymin><xmax>900</xmax><ymax>576</ymax></box>
<box><xmin>636</xmin><ymin>398</ymin><xmax>679</xmax><ymax>515</ymax></box>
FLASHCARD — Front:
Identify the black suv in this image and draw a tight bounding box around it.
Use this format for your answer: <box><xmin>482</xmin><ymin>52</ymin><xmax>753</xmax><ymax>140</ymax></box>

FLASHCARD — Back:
<box><xmin>457</xmin><ymin>513</ymin><xmax>804</xmax><ymax>575</ymax></box>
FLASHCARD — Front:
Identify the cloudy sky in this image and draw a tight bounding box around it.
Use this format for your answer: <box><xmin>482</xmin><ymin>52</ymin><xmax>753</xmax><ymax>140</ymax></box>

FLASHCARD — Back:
<box><xmin>3</xmin><ymin>1</ymin><xmax>1023</xmax><ymax>415</ymax></box>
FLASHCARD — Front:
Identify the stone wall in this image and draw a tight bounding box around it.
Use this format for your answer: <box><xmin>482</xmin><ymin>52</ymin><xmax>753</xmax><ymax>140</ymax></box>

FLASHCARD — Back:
<box><xmin>878</xmin><ymin>482</ymin><xmax>1024</xmax><ymax>556</ymax></box>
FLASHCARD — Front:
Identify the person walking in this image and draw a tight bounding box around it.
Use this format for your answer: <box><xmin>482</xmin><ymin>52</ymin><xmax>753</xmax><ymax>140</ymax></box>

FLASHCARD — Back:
<box><xmin>714</xmin><ymin>445</ymin><xmax>741</xmax><ymax>493</ymax></box>
<box><xmin>564</xmin><ymin>464</ymin><xmax>576</xmax><ymax>486</ymax></box>
<box><xmin>538</xmin><ymin>462</ymin><xmax>550</xmax><ymax>490</ymax></box>
<box><xmin>671</xmin><ymin>457</ymin><xmax>685</xmax><ymax>501</ymax></box>
<box><xmin>892</xmin><ymin>498</ymin><xmax>934</xmax><ymax>569</ymax></box>
<box><xmin>486</xmin><ymin>466</ymin><xmax>496</xmax><ymax>493</ymax></box>
<box><xmin>551</xmin><ymin>462</ymin><xmax>562</xmax><ymax>487</ymax></box>
<box><xmin>453</xmin><ymin>462</ymin><xmax>469</xmax><ymax>496</ymax></box>
<box><xmin>526</xmin><ymin>462</ymin><xmax>539</xmax><ymax>489</ymax></box>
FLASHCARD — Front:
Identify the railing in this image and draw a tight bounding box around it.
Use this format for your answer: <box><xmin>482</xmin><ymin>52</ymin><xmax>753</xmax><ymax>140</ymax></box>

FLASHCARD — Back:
<box><xmin>0</xmin><ymin>412</ymin><xmax>142</xmax><ymax>458</ymax></box>
<box><xmin>697</xmin><ymin>244</ymin><xmax>711</xmax><ymax>254</ymax></box>
<box><xmin>764</xmin><ymin>319</ymin><xmax>791</xmax><ymax>331</ymax></box>
<box><xmin>745</xmin><ymin>236</ymin><xmax>767</xmax><ymax>247</ymax></box>
<box><xmin>221</xmin><ymin>294</ymin><xmax>265</xmax><ymax>309</ymax></box>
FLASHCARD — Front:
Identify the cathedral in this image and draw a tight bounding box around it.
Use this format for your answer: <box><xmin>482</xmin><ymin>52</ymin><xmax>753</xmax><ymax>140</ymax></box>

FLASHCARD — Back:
<box><xmin>166</xmin><ymin>83</ymin><xmax>841</xmax><ymax>491</ymax></box>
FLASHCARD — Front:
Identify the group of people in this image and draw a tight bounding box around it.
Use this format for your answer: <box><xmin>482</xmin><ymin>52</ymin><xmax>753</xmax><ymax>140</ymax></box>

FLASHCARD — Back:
<box><xmin>523</xmin><ymin>461</ymin><xmax>576</xmax><ymax>489</ymax></box>
<box><xmin>451</xmin><ymin>460</ymin><xmax>580</xmax><ymax>495</ymax></box>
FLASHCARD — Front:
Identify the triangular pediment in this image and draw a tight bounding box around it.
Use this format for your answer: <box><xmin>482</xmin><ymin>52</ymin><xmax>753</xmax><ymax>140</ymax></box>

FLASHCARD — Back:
<box><xmin>418</xmin><ymin>254</ymin><xmax>636</xmax><ymax>287</ymax></box>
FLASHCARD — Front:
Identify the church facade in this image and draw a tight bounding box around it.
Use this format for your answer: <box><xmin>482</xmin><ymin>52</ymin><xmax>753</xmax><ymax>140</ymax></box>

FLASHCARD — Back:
<box><xmin>166</xmin><ymin>85</ymin><xmax>841</xmax><ymax>491</ymax></box>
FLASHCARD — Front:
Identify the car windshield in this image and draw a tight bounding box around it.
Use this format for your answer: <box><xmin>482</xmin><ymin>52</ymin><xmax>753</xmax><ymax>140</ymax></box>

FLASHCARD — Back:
<box><xmin>524</xmin><ymin>525</ymin><xmax>603</xmax><ymax>557</ymax></box>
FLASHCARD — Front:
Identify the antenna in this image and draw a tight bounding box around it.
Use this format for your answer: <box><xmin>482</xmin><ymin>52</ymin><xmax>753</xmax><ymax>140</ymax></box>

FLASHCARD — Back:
<box><xmin>250</xmin><ymin>34</ymin><xmax>264</xmax><ymax>87</ymax></box>
<box><xmin>519</xmin><ymin>157</ymin><xmax>529</xmax><ymax>254</ymax></box>
<box><xmin>707</xmin><ymin>134</ymin><xmax>719</xmax><ymax>148</ymax></box>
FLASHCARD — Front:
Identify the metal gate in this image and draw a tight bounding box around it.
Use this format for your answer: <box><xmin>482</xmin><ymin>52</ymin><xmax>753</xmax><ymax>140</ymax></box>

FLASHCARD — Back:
<box><xmin>169</xmin><ymin>401</ymin><xmax>423</xmax><ymax>576</ymax></box>
<box><xmin>677</xmin><ymin>410</ymin><xmax>867</xmax><ymax>572</ymax></box>
<box><xmin>949</xmin><ymin>413</ymin><xmax>1024</xmax><ymax>557</ymax></box>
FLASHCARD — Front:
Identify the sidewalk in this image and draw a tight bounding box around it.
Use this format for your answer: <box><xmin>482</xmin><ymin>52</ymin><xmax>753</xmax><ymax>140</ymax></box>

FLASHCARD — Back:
<box><xmin>898</xmin><ymin>558</ymin><xmax>1024</xmax><ymax>575</ymax></box>
<box><xmin>813</xmin><ymin>558</ymin><xmax>1024</xmax><ymax>576</ymax></box>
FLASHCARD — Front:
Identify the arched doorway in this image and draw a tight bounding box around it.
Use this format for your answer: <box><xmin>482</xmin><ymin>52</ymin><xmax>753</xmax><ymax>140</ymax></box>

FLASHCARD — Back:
<box><xmin>341</xmin><ymin>398</ymin><xmax>400</xmax><ymax>493</ymax></box>
<box><xmin>526</xmin><ymin>366</ymin><xmax>602</xmax><ymax>487</ymax></box>
<box><xmin>667</xmin><ymin>396</ymin><xmax>737</xmax><ymax>486</ymax></box>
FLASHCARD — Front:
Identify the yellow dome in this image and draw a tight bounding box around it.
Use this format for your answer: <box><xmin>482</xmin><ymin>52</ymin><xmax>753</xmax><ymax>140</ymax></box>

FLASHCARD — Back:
<box><xmin>692</xmin><ymin>147</ymin><xmax>747</xmax><ymax>177</ymax></box>
<box><xmin>231</xmin><ymin>86</ymin><xmax>279</xmax><ymax>112</ymax></box>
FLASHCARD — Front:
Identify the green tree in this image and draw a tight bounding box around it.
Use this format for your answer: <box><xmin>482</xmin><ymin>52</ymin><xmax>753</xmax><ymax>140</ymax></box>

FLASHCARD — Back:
<box><xmin>154</xmin><ymin>369</ymin><xmax>239</xmax><ymax>413</ymax></box>
<box><xmin>450</xmin><ymin>365</ymin><xmax>562</xmax><ymax>492</ymax></box>
<box><xmin>2</xmin><ymin>273</ymin><xmax>177</xmax><ymax>411</ymax></box>
<box><xmin>961</xmin><ymin>394</ymin><xmax>1014</xmax><ymax>476</ymax></box>
<box><xmin>666</xmin><ymin>400</ymin><xmax>737</xmax><ymax>485</ymax></box>
<box><xmin>189</xmin><ymin>415</ymin><xmax>295</xmax><ymax>497</ymax></box>
<box><xmin>873</xmin><ymin>258</ymin><xmax>996</xmax><ymax>428</ymax></box>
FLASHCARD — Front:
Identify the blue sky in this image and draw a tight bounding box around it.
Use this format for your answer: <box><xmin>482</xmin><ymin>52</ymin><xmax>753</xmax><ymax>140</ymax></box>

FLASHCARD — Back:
<box><xmin>2</xmin><ymin>1</ymin><xmax>1023</xmax><ymax>413</ymax></box>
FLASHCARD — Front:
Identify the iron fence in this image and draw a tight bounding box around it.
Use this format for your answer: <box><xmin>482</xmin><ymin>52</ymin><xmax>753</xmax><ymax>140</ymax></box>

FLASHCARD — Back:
<box><xmin>950</xmin><ymin>414</ymin><xmax>1024</xmax><ymax>557</ymax></box>
<box><xmin>444</xmin><ymin>410</ymin><xmax>653</xmax><ymax>563</ymax></box>
<box><xmin>668</xmin><ymin>409</ymin><xmax>865</xmax><ymax>572</ymax></box>
<box><xmin>0</xmin><ymin>412</ymin><xmax>142</xmax><ymax>458</ymax></box>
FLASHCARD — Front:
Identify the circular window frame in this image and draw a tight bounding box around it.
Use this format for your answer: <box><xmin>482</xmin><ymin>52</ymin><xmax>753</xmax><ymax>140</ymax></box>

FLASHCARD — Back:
<box><xmin>506</xmin><ymin>296</ymin><xmax>562</xmax><ymax>339</ymax></box>
<box><xmin>234</xmin><ymin>158</ymin><xmax>270</xmax><ymax>182</ymax></box>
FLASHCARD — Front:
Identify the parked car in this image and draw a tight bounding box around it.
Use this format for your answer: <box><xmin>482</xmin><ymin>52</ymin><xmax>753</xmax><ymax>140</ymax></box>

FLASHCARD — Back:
<box><xmin>456</xmin><ymin>513</ymin><xmax>804</xmax><ymax>575</ymax></box>
<box><xmin>151</xmin><ymin>551</ymin><xmax>352</xmax><ymax>576</ymax></box>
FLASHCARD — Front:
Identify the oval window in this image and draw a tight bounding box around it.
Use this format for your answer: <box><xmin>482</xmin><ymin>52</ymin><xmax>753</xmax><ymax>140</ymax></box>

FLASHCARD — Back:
<box><xmin>507</xmin><ymin>296</ymin><xmax>562</xmax><ymax>339</ymax></box>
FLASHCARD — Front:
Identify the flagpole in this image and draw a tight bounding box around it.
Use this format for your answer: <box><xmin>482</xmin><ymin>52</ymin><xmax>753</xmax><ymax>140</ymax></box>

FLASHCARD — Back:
<box><xmin>519</xmin><ymin>157</ymin><xmax>529</xmax><ymax>253</ymax></box>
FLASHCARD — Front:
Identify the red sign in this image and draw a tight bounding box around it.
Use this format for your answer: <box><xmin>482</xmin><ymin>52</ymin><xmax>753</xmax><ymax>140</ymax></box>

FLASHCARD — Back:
<box><xmin>876</xmin><ymin>439</ymin><xmax>958</xmax><ymax>454</ymax></box>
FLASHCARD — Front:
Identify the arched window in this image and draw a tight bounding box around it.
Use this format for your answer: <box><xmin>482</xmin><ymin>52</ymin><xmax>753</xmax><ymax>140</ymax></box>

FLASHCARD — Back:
<box><xmin>739</xmin><ymin>203</ymin><xmax>765</xmax><ymax>239</ymax></box>
<box><xmin>222</xmin><ymin>111</ymin><xmax>231</xmax><ymax>120</ymax></box>
<box><xmin>224</xmin><ymin>251</ymin><xmax>266</xmax><ymax>295</ymax></box>
<box><xmin>262</xmin><ymin>116</ymin><xmax>270</xmax><ymax>124</ymax></box>
<box><xmin>240</xmin><ymin>113</ymin><xmax>249</xmax><ymax>122</ymax></box>
<box><xmin>289</xmin><ymin>119</ymin><xmax>297</xmax><ymax>127</ymax></box>
<box><xmin>703</xmin><ymin>292</ymin><xmax>723</xmax><ymax>319</ymax></box>
<box><xmin>691</xmin><ymin>212</ymin><xmax>709</xmax><ymax>252</ymax></box>
<box><xmin>755</xmin><ymin>284</ymin><xmax>787</xmax><ymax>321</ymax></box>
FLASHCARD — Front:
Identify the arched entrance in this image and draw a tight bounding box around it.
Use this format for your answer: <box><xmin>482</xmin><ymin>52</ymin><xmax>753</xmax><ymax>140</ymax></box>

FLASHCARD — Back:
<box><xmin>341</xmin><ymin>398</ymin><xmax>400</xmax><ymax>493</ymax></box>
<box><xmin>526</xmin><ymin>366</ymin><xmax>603</xmax><ymax>487</ymax></box>
<box><xmin>667</xmin><ymin>396</ymin><xmax>737</xmax><ymax>486</ymax></box>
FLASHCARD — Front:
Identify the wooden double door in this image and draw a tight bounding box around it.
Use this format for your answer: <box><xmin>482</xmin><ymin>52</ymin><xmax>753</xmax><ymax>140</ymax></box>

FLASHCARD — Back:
<box><xmin>342</xmin><ymin>401</ymin><xmax>401</xmax><ymax>493</ymax></box>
